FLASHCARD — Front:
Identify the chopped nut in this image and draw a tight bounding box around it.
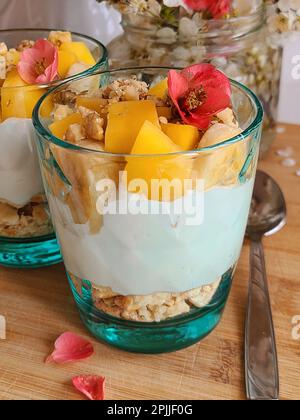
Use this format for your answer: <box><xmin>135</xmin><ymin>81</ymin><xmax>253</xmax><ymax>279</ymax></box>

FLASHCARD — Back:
<box><xmin>99</xmin><ymin>77</ymin><xmax>149</xmax><ymax>103</ymax></box>
<box><xmin>83</xmin><ymin>113</ymin><xmax>104</xmax><ymax>141</ymax></box>
<box><xmin>0</xmin><ymin>199</ymin><xmax>52</xmax><ymax>238</ymax></box>
<box><xmin>0</xmin><ymin>42</ymin><xmax>8</xmax><ymax>56</ymax></box>
<box><xmin>0</xmin><ymin>56</ymin><xmax>6</xmax><ymax>80</ymax></box>
<box><xmin>53</xmin><ymin>89</ymin><xmax>77</xmax><ymax>106</ymax></box>
<box><xmin>123</xmin><ymin>85</ymin><xmax>140</xmax><ymax>101</ymax></box>
<box><xmin>53</xmin><ymin>104</ymin><xmax>74</xmax><ymax>121</ymax></box>
<box><xmin>48</xmin><ymin>31</ymin><xmax>72</xmax><ymax>47</ymax></box>
<box><xmin>16</xmin><ymin>40</ymin><xmax>34</xmax><ymax>52</ymax></box>
<box><xmin>78</xmin><ymin>106</ymin><xmax>93</xmax><ymax>118</ymax></box>
<box><xmin>0</xmin><ymin>202</ymin><xmax>19</xmax><ymax>225</ymax></box>
<box><xmin>6</xmin><ymin>49</ymin><xmax>20</xmax><ymax>67</ymax></box>
<box><xmin>65</xmin><ymin>123</ymin><xmax>86</xmax><ymax>144</ymax></box>
<box><xmin>159</xmin><ymin>116</ymin><xmax>168</xmax><ymax>124</ymax></box>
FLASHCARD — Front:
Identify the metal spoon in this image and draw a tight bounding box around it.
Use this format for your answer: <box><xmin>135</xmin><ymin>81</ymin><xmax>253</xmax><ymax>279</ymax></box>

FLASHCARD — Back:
<box><xmin>245</xmin><ymin>170</ymin><xmax>287</xmax><ymax>400</ymax></box>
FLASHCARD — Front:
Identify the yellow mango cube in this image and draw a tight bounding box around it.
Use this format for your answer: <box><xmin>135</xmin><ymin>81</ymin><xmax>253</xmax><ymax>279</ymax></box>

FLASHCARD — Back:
<box><xmin>148</xmin><ymin>78</ymin><xmax>168</xmax><ymax>98</ymax></box>
<box><xmin>105</xmin><ymin>100</ymin><xmax>160</xmax><ymax>154</ymax></box>
<box><xmin>125</xmin><ymin>121</ymin><xmax>191</xmax><ymax>201</ymax></box>
<box><xmin>58</xmin><ymin>50</ymin><xmax>77</xmax><ymax>77</ymax></box>
<box><xmin>1</xmin><ymin>69</ymin><xmax>51</xmax><ymax>120</ymax></box>
<box><xmin>161</xmin><ymin>123</ymin><xmax>199</xmax><ymax>151</ymax></box>
<box><xmin>49</xmin><ymin>113</ymin><xmax>83</xmax><ymax>139</ymax></box>
<box><xmin>60</xmin><ymin>42</ymin><xmax>96</xmax><ymax>66</ymax></box>
<box><xmin>76</xmin><ymin>96</ymin><xmax>107</xmax><ymax>114</ymax></box>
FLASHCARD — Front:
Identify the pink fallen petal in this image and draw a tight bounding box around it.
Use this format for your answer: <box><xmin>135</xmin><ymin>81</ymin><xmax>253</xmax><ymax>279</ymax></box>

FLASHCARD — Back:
<box><xmin>46</xmin><ymin>332</ymin><xmax>94</xmax><ymax>364</ymax></box>
<box><xmin>73</xmin><ymin>375</ymin><xmax>105</xmax><ymax>401</ymax></box>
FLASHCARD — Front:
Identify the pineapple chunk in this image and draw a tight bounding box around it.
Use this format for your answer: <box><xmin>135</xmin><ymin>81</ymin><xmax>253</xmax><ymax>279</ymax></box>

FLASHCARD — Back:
<box><xmin>60</xmin><ymin>42</ymin><xmax>96</xmax><ymax>66</ymax></box>
<box><xmin>49</xmin><ymin>31</ymin><xmax>72</xmax><ymax>47</ymax></box>
<box><xmin>161</xmin><ymin>123</ymin><xmax>199</xmax><ymax>151</ymax></box>
<box><xmin>105</xmin><ymin>100</ymin><xmax>160</xmax><ymax>154</ymax></box>
<box><xmin>1</xmin><ymin>69</ymin><xmax>52</xmax><ymax>120</ymax></box>
<box><xmin>125</xmin><ymin>120</ymin><xmax>191</xmax><ymax>201</ymax></box>
<box><xmin>49</xmin><ymin>113</ymin><xmax>83</xmax><ymax>139</ymax></box>
<box><xmin>76</xmin><ymin>96</ymin><xmax>107</xmax><ymax>115</ymax></box>
<box><xmin>148</xmin><ymin>78</ymin><xmax>168</xmax><ymax>98</ymax></box>
<box><xmin>58</xmin><ymin>50</ymin><xmax>77</xmax><ymax>77</ymax></box>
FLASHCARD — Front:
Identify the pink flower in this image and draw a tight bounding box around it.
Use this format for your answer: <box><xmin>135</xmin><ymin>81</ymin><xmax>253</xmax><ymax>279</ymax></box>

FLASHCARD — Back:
<box><xmin>208</xmin><ymin>0</ymin><xmax>231</xmax><ymax>18</ymax></box>
<box><xmin>73</xmin><ymin>376</ymin><xmax>106</xmax><ymax>401</ymax></box>
<box><xmin>183</xmin><ymin>0</ymin><xmax>231</xmax><ymax>18</ymax></box>
<box><xmin>168</xmin><ymin>64</ymin><xmax>231</xmax><ymax>130</ymax></box>
<box><xmin>17</xmin><ymin>39</ymin><xmax>58</xmax><ymax>85</ymax></box>
<box><xmin>45</xmin><ymin>332</ymin><xmax>94</xmax><ymax>364</ymax></box>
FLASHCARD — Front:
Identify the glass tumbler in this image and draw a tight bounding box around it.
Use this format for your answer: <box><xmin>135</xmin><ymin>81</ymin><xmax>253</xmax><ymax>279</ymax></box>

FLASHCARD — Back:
<box><xmin>0</xmin><ymin>29</ymin><xmax>107</xmax><ymax>268</ymax></box>
<box><xmin>33</xmin><ymin>68</ymin><xmax>263</xmax><ymax>353</ymax></box>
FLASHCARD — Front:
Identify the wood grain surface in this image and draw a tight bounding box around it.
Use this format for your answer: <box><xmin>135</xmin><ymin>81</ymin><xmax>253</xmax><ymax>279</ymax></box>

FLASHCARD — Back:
<box><xmin>0</xmin><ymin>124</ymin><xmax>299</xmax><ymax>400</ymax></box>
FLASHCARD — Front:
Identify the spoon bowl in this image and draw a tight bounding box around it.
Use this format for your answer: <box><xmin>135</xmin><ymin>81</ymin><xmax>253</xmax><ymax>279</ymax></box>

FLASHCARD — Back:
<box><xmin>247</xmin><ymin>170</ymin><xmax>287</xmax><ymax>239</ymax></box>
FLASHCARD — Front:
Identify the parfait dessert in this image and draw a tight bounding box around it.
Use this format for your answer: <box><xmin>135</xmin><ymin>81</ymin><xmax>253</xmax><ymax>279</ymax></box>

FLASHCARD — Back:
<box><xmin>0</xmin><ymin>29</ymin><xmax>107</xmax><ymax>267</ymax></box>
<box><xmin>34</xmin><ymin>65</ymin><xmax>263</xmax><ymax>353</ymax></box>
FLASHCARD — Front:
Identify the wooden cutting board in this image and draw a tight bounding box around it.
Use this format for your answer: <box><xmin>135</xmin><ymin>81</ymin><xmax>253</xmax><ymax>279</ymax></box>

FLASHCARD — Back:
<box><xmin>0</xmin><ymin>124</ymin><xmax>299</xmax><ymax>400</ymax></box>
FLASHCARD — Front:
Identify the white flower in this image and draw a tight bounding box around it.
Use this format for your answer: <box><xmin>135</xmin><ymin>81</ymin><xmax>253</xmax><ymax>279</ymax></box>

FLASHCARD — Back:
<box><xmin>172</xmin><ymin>46</ymin><xmax>191</xmax><ymax>61</ymax></box>
<box><xmin>295</xmin><ymin>16</ymin><xmax>300</xmax><ymax>29</ymax></box>
<box><xmin>290</xmin><ymin>0</ymin><xmax>300</xmax><ymax>11</ymax></box>
<box><xmin>267</xmin><ymin>12</ymin><xmax>295</xmax><ymax>33</ymax></box>
<box><xmin>179</xmin><ymin>17</ymin><xmax>199</xmax><ymax>37</ymax></box>
<box><xmin>148</xmin><ymin>0</ymin><xmax>161</xmax><ymax>16</ymax></box>
<box><xmin>156</xmin><ymin>27</ymin><xmax>177</xmax><ymax>43</ymax></box>
<box><xmin>171</xmin><ymin>45</ymin><xmax>206</xmax><ymax>65</ymax></box>
<box><xmin>232</xmin><ymin>0</ymin><xmax>260</xmax><ymax>15</ymax></box>
<box><xmin>128</xmin><ymin>0</ymin><xmax>148</xmax><ymax>14</ymax></box>
<box><xmin>277</xmin><ymin>0</ymin><xmax>300</xmax><ymax>12</ymax></box>
<box><xmin>150</xmin><ymin>47</ymin><xmax>167</xmax><ymax>64</ymax></box>
<box><xmin>163</xmin><ymin>0</ymin><xmax>189</xmax><ymax>11</ymax></box>
<box><xmin>210</xmin><ymin>56</ymin><xmax>228</xmax><ymax>69</ymax></box>
<box><xmin>278</xmin><ymin>0</ymin><xmax>292</xmax><ymax>13</ymax></box>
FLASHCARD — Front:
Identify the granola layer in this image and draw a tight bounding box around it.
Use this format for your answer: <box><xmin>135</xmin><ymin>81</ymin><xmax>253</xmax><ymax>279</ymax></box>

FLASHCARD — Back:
<box><xmin>0</xmin><ymin>195</ymin><xmax>52</xmax><ymax>238</ymax></box>
<box><xmin>70</xmin><ymin>273</ymin><xmax>221</xmax><ymax>323</ymax></box>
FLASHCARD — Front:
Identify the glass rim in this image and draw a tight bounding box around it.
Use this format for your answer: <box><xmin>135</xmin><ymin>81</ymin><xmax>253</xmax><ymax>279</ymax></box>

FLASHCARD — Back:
<box><xmin>33</xmin><ymin>66</ymin><xmax>264</xmax><ymax>158</ymax></box>
<box><xmin>0</xmin><ymin>27</ymin><xmax>108</xmax><ymax>89</ymax></box>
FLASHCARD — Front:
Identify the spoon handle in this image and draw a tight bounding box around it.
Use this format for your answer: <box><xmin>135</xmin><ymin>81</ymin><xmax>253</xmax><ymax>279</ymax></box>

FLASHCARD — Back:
<box><xmin>245</xmin><ymin>239</ymin><xmax>279</xmax><ymax>400</ymax></box>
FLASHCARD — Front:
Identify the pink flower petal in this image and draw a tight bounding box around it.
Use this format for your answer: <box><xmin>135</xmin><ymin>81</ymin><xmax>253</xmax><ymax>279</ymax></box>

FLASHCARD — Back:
<box><xmin>168</xmin><ymin>64</ymin><xmax>231</xmax><ymax>130</ymax></box>
<box><xmin>184</xmin><ymin>0</ymin><xmax>231</xmax><ymax>18</ymax></box>
<box><xmin>46</xmin><ymin>332</ymin><xmax>94</xmax><ymax>364</ymax></box>
<box><xmin>17</xmin><ymin>38</ymin><xmax>58</xmax><ymax>85</ymax></box>
<box><xmin>73</xmin><ymin>376</ymin><xmax>105</xmax><ymax>401</ymax></box>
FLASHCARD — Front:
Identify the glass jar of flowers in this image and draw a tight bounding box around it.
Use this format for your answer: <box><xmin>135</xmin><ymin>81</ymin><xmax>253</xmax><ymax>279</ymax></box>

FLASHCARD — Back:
<box><xmin>97</xmin><ymin>0</ymin><xmax>299</xmax><ymax>155</ymax></box>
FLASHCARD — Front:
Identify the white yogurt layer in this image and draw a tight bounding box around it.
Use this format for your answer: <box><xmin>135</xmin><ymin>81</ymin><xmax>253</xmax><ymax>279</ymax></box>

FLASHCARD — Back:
<box><xmin>49</xmin><ymin>179</ymin><xmax>254</xmax><ymax>296</ymax></box>
<box><xmin>0</xmin><ymin>118</ymin><xmax>44</xmax><ymax>207</ymax></box>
